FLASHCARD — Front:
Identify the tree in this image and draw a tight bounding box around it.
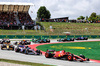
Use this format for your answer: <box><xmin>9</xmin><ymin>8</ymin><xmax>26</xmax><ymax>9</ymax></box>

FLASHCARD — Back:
<box><xmin>86</xmin><ymin>16</ymin><xmax>88</xmax><ymax>20</ymax></box>
<box><xmin>77</xmin><ymin>17</ymin><xmax>81</xmax><ymax>20</ymax></box>
<box><xmin>97</xmin><ymin>15</ymin><xmax>100</xmax><ymax>20</ymax></box>
<box><xmin>88</xmin><ymin>12</ymin><xmax>97</xmax><ymax>22</ymax></box>
<box><xmin>90</xmin><ymin>12</ymin><xmax>96</xmax><ymax>17</ymax></box>
<box><xmin>77</xmin><ymin>16</ymin><xmax>85</xmax><ymax>20</ymax></box>
<box><xmin>80</xmin><ymin>16</ymin><xmax>85</xmax><ymax>20</ymax></box>
<box><xmin>37</xmin><ymin>6</ymin><xmax>51</xmax><ymax>20</ymax></box>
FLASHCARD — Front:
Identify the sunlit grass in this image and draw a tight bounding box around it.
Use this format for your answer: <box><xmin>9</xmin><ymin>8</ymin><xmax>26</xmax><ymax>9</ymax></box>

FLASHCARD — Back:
<box><xmin>0</xmin><ymin>22</ymin><xmax>100</xmax><ymax>35</ymax></box>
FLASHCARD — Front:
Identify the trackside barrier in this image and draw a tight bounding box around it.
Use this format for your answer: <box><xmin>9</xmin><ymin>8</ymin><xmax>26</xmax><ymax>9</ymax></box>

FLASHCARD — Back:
<box><xmin>0</xmin><ymin>35</ymin><xmax>100</xmax><ymax>39</ymax></box>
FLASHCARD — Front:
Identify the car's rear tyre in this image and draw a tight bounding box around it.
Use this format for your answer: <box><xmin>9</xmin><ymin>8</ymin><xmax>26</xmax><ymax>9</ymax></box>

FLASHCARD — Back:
<box><xmin>67</xmin><ymin>55</ymin><xmax>73</xmax><ymax>61</ymax></box>
<box><xmin>45</xmin><ymin>52</ymin><xmax>52</xmax><ymax>58</ymax></box>
<box><xmin>36</xmin><ymin>50</ymin><xmax>41</xmax><ymax>55</ymax></box>
<box><xmin>86</xmin><ymin>58</ymin><xmax>90</xmax><ymax>61</ymax></box>
<box><xmin>85</xmin><ymin>38</ymin><xmax>88</xmax><ymax>40</ymax></box>
<box><xmin>47</xmin><ymin>40</ymin><xmax>50</xmax><ymax>43</ymax></box>
<box><xmin>15</xmin><ymin>48</ymin><xmax>20</xmax><ymax>52</ymax></box>
<box><xmin>12</xmin><ymin>47</ymin><xmax>14</xmax><ymax>51</ymax></box>
<box><xmin>40</xmin><ymin>52</ymin><xmax>42</xmax><ymax>55</ymax></box>
<box><xmin>71</xmin><ymin>38</ymin><xmax>74</xmax><ymax>41</ymax></box>
<box><xmin>36</xmin><ymin>50</ymin><xmax>40</xmax><ymax>53</ymax></box>
<box><xmin>48</xmin><ymin>40</ymin><xmax>50</xmax><ymax>43</ymax></box>
<box><xmin>22</xmin><ymin>50</ymin><xmax>25</xmax><ymax>53</ymax></box>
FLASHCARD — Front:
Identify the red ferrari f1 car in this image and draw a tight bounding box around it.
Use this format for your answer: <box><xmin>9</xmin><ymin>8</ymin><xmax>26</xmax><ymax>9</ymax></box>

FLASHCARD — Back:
<box><xmin>45</xmin><ymin>50</ymin><xmax>89</xmax><ymax>62</ymax></box>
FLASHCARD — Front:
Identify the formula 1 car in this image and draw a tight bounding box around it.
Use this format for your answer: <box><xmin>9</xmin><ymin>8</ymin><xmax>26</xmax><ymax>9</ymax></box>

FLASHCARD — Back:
<box><xmin>15</xmin><ymin>45</ymin><xmax>42</xmax><ymax>55</ymax></box>
<box><xmin>24</xmin><ymin>49</ymin><xmax>42</xmax><ymax>55</ymax></box>
<box><xmin>0</xmin><ymin>39</ymin><xmax>10</xmax><ymax>44</ymax></box>
<box><xmin>45</xmin><ymin>50</ymin><xmax>89</xmax><ymax>62</ymax></box>
<box><xmin>15</xmin><ymin>45</ymin><xmax>25</xmax><ymax>53</ymax></box>
<box><xmin>75</xmin><ymin>37</ymin><xmax>88</xmax><ymax>40</ymax></box>
<box><xmin>57</xmin><ymin>38</ymin><xmax>74</xmax><ymax>42</ymax></box>
<box><xmin>32</xmin><ymin>38</ymin><xmax>50</xmax><ymax>43</ymax></box>
<box><xmin>1</xmin><ymin>44</ymin><xmax>14</xmax><ymax>50</ymax></box>
<box><xmin>14</xmin><ymin>40</ymin><xmax>31</xmax><ymax>45</ymax></box>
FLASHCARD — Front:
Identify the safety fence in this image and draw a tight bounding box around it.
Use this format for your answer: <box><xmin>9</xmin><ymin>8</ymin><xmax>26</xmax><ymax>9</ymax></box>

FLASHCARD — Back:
<box><xmin>0</xmin><ymin>35</ymin><xmax>100</xmax><ymax>39</ymax></box>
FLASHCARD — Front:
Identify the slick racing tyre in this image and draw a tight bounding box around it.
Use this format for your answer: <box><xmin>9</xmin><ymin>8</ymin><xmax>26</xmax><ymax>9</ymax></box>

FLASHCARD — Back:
<box><xmin>67</xmin><ymin>55</ymin><xmax>73</xmax><ymax>61</ymax></box>
<box><xmin>45</xmin><ymin>52</ymin><xmax>52</xmax><ymax>58</ymax></box>
<box><xmin>15</xmin><ymin>48</ymin><xmax>20</xmax><ymax>52</ymax></box>
<box><xmin>86</xmin><ymin>58</ymin><xmax>90</xmax><ymax>61</ymax></box>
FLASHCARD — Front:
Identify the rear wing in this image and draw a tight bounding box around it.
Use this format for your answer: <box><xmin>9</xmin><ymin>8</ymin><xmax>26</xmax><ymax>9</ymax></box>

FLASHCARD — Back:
<box><xmin>46</xmin><ymin>49</ymin><xmax>55</xmax><ymax>52</ymax></box>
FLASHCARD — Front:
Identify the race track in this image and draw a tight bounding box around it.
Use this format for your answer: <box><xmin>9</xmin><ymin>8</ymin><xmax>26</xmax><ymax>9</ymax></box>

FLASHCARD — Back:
<box><xmin>0</xmin><ymin>39</ymin><xmax>100</xmax><ymax>66</ymax></box>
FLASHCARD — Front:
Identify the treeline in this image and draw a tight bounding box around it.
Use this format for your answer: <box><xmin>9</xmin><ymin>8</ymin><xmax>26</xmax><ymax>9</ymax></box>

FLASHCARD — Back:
<box><xmin>77</xmin><ymin>12</ymin><xmax>100</xmax><ymax>23</ymax></box>
<box><xmin>36</xmin><ymin>6</ymin><xmax>100</xmax><ymax>23</ymax></box>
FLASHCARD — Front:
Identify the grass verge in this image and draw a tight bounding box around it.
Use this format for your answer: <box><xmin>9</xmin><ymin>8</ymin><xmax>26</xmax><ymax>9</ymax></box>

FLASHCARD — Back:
<box><xmin>0</xmin><ymin>58</ymin><xmax>52</xmax><ymax>66</ymax></box>
<box><xmin>37</xmin><ymin>41</ymin><xmax>100</xmax><ymax>60</ymax></box>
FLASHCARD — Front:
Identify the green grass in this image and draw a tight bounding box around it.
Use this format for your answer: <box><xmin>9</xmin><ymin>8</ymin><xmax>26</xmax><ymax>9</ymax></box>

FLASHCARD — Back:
<box><xmin>1</xmin><ymin>22</ymin><xmax>100</xmax><ymax>35</ymax></box>
<box><xmin>0</xmin><ymin>58</ymin><xmax>52</xmax><ymax>66</ymax></box>
<box><xmin>38</xmin><ymin>22</ymin><xmax>100</xmax><ymax>35</ymax></box>
<box><xmin>37</xmin><ymin>41</ymin><xmax>100</xmax><ymax>60</ymax></box>
<box><xmin>0</xmin><ymin>30</ymin><xmax>48</xmax><ymax>35</ymax></box>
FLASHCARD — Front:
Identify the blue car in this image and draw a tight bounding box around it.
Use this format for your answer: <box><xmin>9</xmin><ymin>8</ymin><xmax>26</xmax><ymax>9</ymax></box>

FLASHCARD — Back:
<box><xmin>15</xmin><ymin>45</ymin><xmax>26</xmax><ymax>53</ymax></box>
<box><xmin>75</xmin><ymin>37</ymin><xmax>88</xmax><ymax>40</ymax></box>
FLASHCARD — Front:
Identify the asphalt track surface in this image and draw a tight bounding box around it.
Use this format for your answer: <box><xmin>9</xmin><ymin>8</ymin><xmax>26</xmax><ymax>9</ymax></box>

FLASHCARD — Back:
<box><xmin>0</xmin><ymin>39</ymin><xmax>100</xmax><ymax>66</ymax></box>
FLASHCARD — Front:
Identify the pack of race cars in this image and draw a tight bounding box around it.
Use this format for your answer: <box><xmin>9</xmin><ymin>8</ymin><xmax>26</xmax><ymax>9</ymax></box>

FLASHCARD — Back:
<box><xmin>0</xmin><ymin>39</ymin><xmax>42</xmax><ymax>55</ymax></box>
<box><xmin>57</xmin><ymin>37</ymin><xmax>88</xmax><ymax>42</ymax></box>
<box><xmin>0</xmin><ymin>37</ymin><xmax>90</xmax><ymax>62</ymax></box>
